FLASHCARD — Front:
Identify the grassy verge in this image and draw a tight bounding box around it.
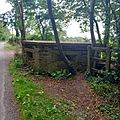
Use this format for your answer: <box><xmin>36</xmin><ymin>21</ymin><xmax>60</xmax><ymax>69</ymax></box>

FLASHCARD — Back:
<box><xmin>4</xmin><ymin>43</ymin><xmax>16</xmax><ymax>51</ymax></box>
<box><xmin>0</xmin><ymin>40</ymin><xmax>5</xmax><ymax>42</ymax></box>
<box><xmin>88</xmin><ymin>76</ymin><xmax>120</xmax><ymax>120</ymax></box>
<box><xmin>9</xmin><ymin>57</ymin><xmax>72</xmax><ymax>120</ymax></box>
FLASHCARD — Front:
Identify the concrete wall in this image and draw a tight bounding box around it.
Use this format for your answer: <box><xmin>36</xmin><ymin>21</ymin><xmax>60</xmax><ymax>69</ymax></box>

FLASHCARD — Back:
<box><xmin>22</xmin><ymin>41</ymin><xmax>91</xmax><ymax>71</ymax></box>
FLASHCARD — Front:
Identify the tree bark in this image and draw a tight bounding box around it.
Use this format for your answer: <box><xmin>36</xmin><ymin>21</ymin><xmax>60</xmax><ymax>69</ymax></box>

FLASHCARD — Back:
<box><xmin>18</xmin><ymin>0</ymin><xmax>26</xmax><ymax>41</ymax></box>
<box><xmin>111</xmin><ymin>4</ymin><xmax>120</xmax><ymax>64</ymax></box>
<box><xmin>103</xmin><ymin>0</ymin><xmax>110</xmax><ymax>47</ymax></box>
<box><xmin>39</xmin><ymin>20</ymin><xmax>45</xmax><ymax>40</ymax></box>
<box><xmin>94</xmin><ymin>18</ymin><xmax>102</xmax><ymax>45</ymax></box>
<box><xmin>82</xmin><ymin>0</ymin><xmax>102</xmax><ymax>45</ymax></box>
<box><xmin>90</xmin><ymin>0</ymin><xmax>96</xmax><ymax>46</ymax></box>
<box><xmin>47</xmin><ymin>0</ymin><xmax>76</xmax><ymax>75</ymax></box>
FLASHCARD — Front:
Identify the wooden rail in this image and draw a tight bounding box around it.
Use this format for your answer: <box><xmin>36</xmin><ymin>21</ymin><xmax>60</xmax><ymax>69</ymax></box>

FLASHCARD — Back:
<box><xmin>87</xmin><ymin>46</ymin><xmax>111</xmax><ymax>74</ymax></box>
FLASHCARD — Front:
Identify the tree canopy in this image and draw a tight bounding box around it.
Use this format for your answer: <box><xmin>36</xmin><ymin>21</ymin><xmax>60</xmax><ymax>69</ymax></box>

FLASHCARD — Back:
<box><xmin>0</xmin><ymin>21</ymin><xmax>10</xmax><ymax>40</ymax></box>
<box><xmin>0</xmin><ymin>0</ymin><xmax>119</xmax><ymax>68</ymax></box>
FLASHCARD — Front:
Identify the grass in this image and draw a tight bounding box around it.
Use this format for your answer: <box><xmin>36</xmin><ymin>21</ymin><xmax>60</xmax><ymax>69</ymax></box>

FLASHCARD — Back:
<box><xmin>88</xmin><ymin>76</ymin><xmax>120</xmax><ymax>120</ymax></box>
<box><xmin>0</xmin><ymin>40</ymin><xmax>7</xmax><ymax>42</ymax></box>
<box><xmin>5</xmin><ymin>43</ymin><xmax>16</xmax><ymax>51</ymax></box>
<box><xmin>9</xmin><ymin>57</ymin><xmax>72</xmax><ymax>120</ymax></box>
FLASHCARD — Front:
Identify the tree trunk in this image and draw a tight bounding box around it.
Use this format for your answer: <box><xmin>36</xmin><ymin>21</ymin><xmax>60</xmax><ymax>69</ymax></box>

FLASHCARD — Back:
<box><xmin>94</xmin><ymin>18</ymin><xmax>102</xmax><ymax>45</ymax></box>
<box><xmin>83</xmin><ymin>0</ymin><xmax>102</xmax><ymax>46</ymax></box>
<box><xmin>103</xmin><ymin>0</ymin><xmax>110</xmax><ymax>47</ymax></box>
<box><xmin>111</xmin><ymin>4</ymin><xmax>120</xmax><ymax>65</ymax></box>
<box><xmin>39</xmin><ymin>20</ymin><xmax>45</xmax><ymax>40</ymax></box>
<box><xmin>47</xmin><ymin>0</ymin><xmax>76</xmax><ymax>75</ymax></box>
<box><xmin>117</xmin><ymin>7</ymin><xmax>120</xmax><ymax>66</ymax></box>
<box><xmin>90</xmin><ymin>0</ymin><xmax>96</xmax><ymax>46</ymax></box>
<box><xmin>18</xmin><ymin>0</ymin><xmax>26</xmax><ymax>41</ymax></box>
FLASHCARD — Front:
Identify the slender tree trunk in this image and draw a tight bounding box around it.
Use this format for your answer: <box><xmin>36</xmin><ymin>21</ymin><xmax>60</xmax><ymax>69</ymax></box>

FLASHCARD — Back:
<box><xmin>47</xmin><ymin>0</ymin><xmax>76</xmax><ymax>75</ymax></box>
<box><xmin>15</xmin><ymin>28</ymin><xmax>19</xmax><ymax>53</ymax></box>
<box><xmin>118</xmin><ymin>37</ymin><xmax>120</xmax><ymax>65</ymax></box>
<box><xmin>12</xmin><ymin>27</ymin><xmax>14</xmax><ymax>41</ymax></box>
<box><xmin>33</xmin><ymin>2</ymin><xmax>42</xmax><ymax>39</ymax></box>
<box><xmin>117</xmin><ymin>7</ymin><xmax>120</xmax><ymax>66</ymax></box>
<box><xmin>35</xmin><ymin>17</ymin><xmax>42</xmax><ymax>37</ymax></box>
<box><xmin>83</xmin><ymin>0</ymin><xmax>102</xmax><ymax>45</ymax></box>
<box><xmin>103</xmin><ymin>0</ymin><xmax>110</xmax><ymax>47</ymax></box>
<box><xmin>39</xmin><ymin>20</ymin><xmax>45</xmax><ymax>40</ymax></box>
<box><xmin>18</xmin><ymin>0</ymin><xmax>26</xmax><ymax>41</ymax></box>
<box><xmin>94</xmin><ymin>18</ymin><xmax>102</xmax><ymax>45</ymax></box>
<box><xmin>82</xmin><ymin>0</ymin><xmax>86</xmax><ymax>6</ymax></box>
<box><xmin>15</xmin><ymin>9</ymin><xmax>19</xmax><ymax>53</ymax></box>
<box><xmin>111</xmin><ymin>4</ymin><xmax>120</xmax><ymax>65</ymax></box>
<box><xmin>90</xmin><ymin>0</ymin><xmax>96</xmax><ymax>46</ymax></box>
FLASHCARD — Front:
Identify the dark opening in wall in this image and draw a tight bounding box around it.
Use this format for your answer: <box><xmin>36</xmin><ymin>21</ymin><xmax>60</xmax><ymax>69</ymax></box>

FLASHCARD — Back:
<box><xmin>22</xmin><ymin>41</ymin><xmax>92</xmax><ymax>71</ymax></box>
<box><xmin>26</xmin><ymin>51</ymin><xmax>33</xmax><ymax>59</ymax></box>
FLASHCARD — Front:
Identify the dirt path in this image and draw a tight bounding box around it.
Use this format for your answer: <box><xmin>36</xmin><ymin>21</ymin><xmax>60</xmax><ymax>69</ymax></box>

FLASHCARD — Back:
<box><xmin>0</xmin><ymin>43</ymin><xmax>20</xmax><ymax>120</ymax></box>
<box><xmin>31</xmin><ymin>73</ymin><xmax>107</xmax><ymax>120</ymax></box>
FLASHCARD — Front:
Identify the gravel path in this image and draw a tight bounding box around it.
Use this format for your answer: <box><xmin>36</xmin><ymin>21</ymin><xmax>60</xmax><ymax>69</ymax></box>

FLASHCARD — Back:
<box><xmin>0</xmin><ymin>43</ymin><xmax>20</xmax><ymax>120</ymax></box>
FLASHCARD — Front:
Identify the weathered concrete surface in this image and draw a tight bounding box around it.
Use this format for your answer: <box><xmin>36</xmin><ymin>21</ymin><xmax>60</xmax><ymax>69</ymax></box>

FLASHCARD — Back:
<box><xmin>22</xmin><ymin>41</ymin><xmax>91</xmax><ymax>71</ymax></box>
<box><xmin>0</xmin><ymin>43</ymin><xmax>20</xmax><ymax>120</ymax></box>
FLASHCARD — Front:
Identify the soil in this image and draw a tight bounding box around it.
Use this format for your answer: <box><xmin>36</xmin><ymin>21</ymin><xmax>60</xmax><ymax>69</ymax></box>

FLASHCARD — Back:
<box><xmin>0</xmin><ymin>42</ymin><xmax>108</xmax><ymax>120</ymax></box>
<box><xmin>22</xmin><ymin>66</ymin><xmax>108</xmax><ymax>120</ymax></box>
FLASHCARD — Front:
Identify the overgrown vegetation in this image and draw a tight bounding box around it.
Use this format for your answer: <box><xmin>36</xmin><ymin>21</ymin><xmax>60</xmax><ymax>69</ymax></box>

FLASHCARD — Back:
<box><xmin>26</xmin><ymin>66</ymin><xmax>72</xmax><ymax>80</ymax></box>
<box><xmin>9</xmin><ymin>57</ymin><xmax>73</xmax><ymax>120</ymax></box>
<box><xmin>87</xmin><ymin>75</ymin><xmax>120</xmax><ymax>120</ymax></box>
<box><xmin>0</xmin><ymin>22</ymin><xmax>10</xmax><ymax>41</ymax></box>
<box><xmin>5</xmin><ymin>43</ymin><xmax>16</xmax><ymax>51</ymax></box>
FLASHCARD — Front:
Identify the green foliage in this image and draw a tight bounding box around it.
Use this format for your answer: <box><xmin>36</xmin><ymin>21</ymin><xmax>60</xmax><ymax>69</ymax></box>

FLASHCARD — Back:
<box><xmin>12</xmin><ymin>57</ymin><xmax>23</xmax><ymax>68</ymax></box>
<box><xmin>48</xmin><ymin>69</ymin><xmax>72</xmax><ymax>80</ymax></box>
<box><xmin>89</xmin><ymin>69</ymin><xmax>120</xmax><ymax>84</ymax></box>
<box><xmin>8</xmin><ymin>37</ymin><xmax>20</xmax><ymax>45</ymax></box>
<box><xmin>27</xmin><ymin>66</ymin><xmax>72</xmax><ymax>80</ymax></box>
<box><xmin>99</xmin><ymin>104</ymin><xmax>120</xmax><ymax>120</ymax></box>
<box><xmin>0</xmin><ymin>22</ymin><xmax>10</xmax><ymax>40</ymax></box>
<box><xmin>6</xmin><ymin>0</ymin><xmax>69</xmax><ymax>41</ymax></box>
<box><xmin>9</xmin><ymin>57</ymin><xmax>72</xmax><ymax>120</ymax></box>
<box><xmin>4</xmin><ymin>44</ymin><xmax>16</xmax><ymax>51</ymax></box>
<box><xmin>88</xmin><ymin>76</ymin><xmax>111</xmax><ymax>96</ymax></box>
<box><xmin>102</xmin><ymin>70</ymin><xmax>120</xmax><ymax>84</ymax></box>
<box><xmin>62</xmin><ymin>37</ymin><xmax>90</xmax><ymax>43</ymax></box>
<box><xmin>87</xmin><ymin>76</ymin><xmax>120</xmax><ymax>119</ymax></box>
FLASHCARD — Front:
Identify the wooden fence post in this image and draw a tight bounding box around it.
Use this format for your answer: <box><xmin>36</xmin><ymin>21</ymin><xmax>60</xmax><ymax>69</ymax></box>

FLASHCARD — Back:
<box><xmin>106</xmin><ymin>47</ymin><xmax>111</xmax><ymax>71</ymax></box>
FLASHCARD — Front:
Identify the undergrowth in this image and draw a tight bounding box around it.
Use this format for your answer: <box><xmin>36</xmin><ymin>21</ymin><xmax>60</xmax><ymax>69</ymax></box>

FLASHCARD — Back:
<box><xmin>26</xmin><ymin>66</ymin><xmax>72</xmax><ymax>80</ymax></box>
<box><xmin>9</xmin><ymin>57</ymin><xmax>72</xmax><ymax>120</ymax></box>
<box><xmin>4</xmin><ymin>43</ymin><xmax>16</xmax><ymax>51</ymax></box>
<box><xmin>87</xmin><ymin>74</ymin><xmax>120</xmax><ymax>120</ymax></box>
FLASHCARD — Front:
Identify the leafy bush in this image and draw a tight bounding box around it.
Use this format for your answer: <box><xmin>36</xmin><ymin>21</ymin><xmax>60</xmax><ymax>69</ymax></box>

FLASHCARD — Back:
<box><xmin>88</xmin><ymin>77</ymin><xmax>112</xmax><ymax>97</ymax></box>
<box><xmin>48</xmin><ymin>69</ymin><xmax>72</xmax><ymax>80</ymax></box>
<box><xmin>26</xmin><ymin>66</ymin><xmax>72</xmax><ymax>80</ymax></box>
